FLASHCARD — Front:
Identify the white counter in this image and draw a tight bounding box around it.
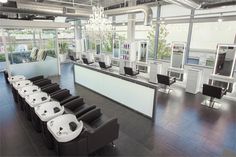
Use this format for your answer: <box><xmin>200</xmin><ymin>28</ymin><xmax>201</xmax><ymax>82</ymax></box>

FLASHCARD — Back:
<box><xmin>74</xmin><ymin>63</ymin><xmax>157</xmax><ymax>120</ymax></box>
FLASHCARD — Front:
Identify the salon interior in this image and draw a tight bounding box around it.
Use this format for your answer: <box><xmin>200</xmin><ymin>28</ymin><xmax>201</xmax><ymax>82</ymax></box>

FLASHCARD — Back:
<box><xmin>0</xmin><ymin>0</ymin><xmax>236</xmax><ymax>157</ymax></box>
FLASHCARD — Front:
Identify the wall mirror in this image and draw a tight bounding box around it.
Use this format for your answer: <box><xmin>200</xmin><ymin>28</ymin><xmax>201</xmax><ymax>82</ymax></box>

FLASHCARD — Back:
<box><xmin>95</xmin><ymin>40</ymin><xmax>101</xmax><ymax>55</ymax></box>
<box><xmin>213</xmin><ymin>44</ymin><xmax>236</xmax><ymax>77</ymax></box>
<box><xmin>170</xmin><ymin>42</ymin><xmax>185</xmax><ymax>69</ymax></box>
<box><xmin>113</xmin><ymin>39</ymin><xmax>120</xmax><ymax>58</ymax></box>
<box><xmin>138</xmin><ymin>41</ymin><xmax>148</xmax><ymax>62</ymax></box>
<box><xmin>211</xmin><ymin>44</ymin><xmax>236</xmax><ymax>92</ymax></box>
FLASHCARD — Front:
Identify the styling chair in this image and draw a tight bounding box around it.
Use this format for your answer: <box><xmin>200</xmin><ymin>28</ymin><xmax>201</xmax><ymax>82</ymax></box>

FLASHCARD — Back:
<box><xmin>98</xmin><ymin>61</ymin><xmax>112</xmax><ymax>70</ymax></box>
<box><xmin>82</xmin><ymin>58</ymin><xmax>94</xmax><ymax>65</ymax></box>
<box><xmin>202</xmin><ymin>84</ymin><xmax>227</xmax><ymax>109</ymax></box>
<box><xmin>78</xmin><ymin>108</ymin><xmax>119</xmax><ymax>154</ymax></box>
<box><xmin>157</xmin><ymin>74</ymin><xmax>176</xmax><ymax>94</ymax></box>
<box><xmin>69</xmin><ymin>55</ymin><xmax>80</xmax><ymax>62</ymax></box>
<box><xmin>124</xmin><ymin>67</ymin><xmax>139</xmax><ymax>77</ymax></box>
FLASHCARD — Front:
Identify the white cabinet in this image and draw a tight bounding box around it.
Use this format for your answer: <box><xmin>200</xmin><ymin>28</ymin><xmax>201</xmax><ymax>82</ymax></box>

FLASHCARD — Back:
<box><xmin>186</xmin><ymin>69</ymin><xmax>202</xmax><ymax>94</ymax></box>
<box><xmin>149</xmin><ymin>62</ymin><xmax>162</xmax><ymax>84</ymax></box>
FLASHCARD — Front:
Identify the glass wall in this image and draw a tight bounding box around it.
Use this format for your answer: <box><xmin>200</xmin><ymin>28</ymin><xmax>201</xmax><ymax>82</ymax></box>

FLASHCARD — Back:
<box><xmin>1</xmin><ymin>28</ymin><xmax>59</xmax><ymax>77</ymax></box>
<box><xmin>0</xmin><ymin>29</ymin><xmax>7</xmax><ymax>71</ymax></box>
<box><xmin>189</xmin><ymin>21</ymin><xmax>236</xmax><ymax>67</ymax></box>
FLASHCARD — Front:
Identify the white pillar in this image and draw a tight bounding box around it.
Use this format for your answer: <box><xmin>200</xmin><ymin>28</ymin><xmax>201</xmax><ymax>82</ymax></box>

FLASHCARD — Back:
<box><xmin>74</xmin><ymin>20</ymin><xmax>82</xmax><ymax>59</ymax></box>
<box><xmin>127</xmin><ymin>0</ymin><xmax>136</xmax><ymax>42</ymax></box>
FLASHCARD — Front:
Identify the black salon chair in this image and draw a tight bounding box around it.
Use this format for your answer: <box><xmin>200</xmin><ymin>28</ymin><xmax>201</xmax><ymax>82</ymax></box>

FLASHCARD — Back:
<box><xmin>28</xmin><ymin>75</ymin><xmax>44</xmax><ymax>82</ymax></box>
<box><xmin>157</xmin><ymin>74</ymin><xmax>176</xmax><ymax>93</ymax></box>
<box><xmin>34</xmin><ymin>79</ymin><xmax>52</xmax><ymax>87</ymax></box>
<box><xmin>98</xmin><ymin>61</ymin><xmax>112</xmax><ymax>70</ymax></box>
<box><xmin>3</xmin><ymin>70</ymin><xmax>9</xmax><ymax>84</ymax></box>
<box><xmin>124</xmin><ymin>67</ymin><xmax>139</xmax><ymax>77</ymax></box>
<box><xmin>82</xmin><ymin>58</ymin><xmax>94</xmax><ymax>65</ymax></box>
<box><xmin>78</xmin><ymin>108</ymin><xmax>119</xmax><ymax>154</ymax></box>
<box><xmin>50</xmin><ymin>89</ymin><xmax>79</xmax><ymax>105</ymax></box>
<box><xmin>69</xmin><ymin>55</ymin><xmax>80</xmax><ymax>62</ymax></box>
<box><xmin>41</xmin><ymin>83</ymin><xmax>61</xmax><ymax>95</ymax></box>
<box><xmin>202</xmin><ymin>84</ymin><xmax>227</xmax><ymax>108</ymax></box>
<box><xmin>64</xmin><ymin>97</ymin><xmax>96</xmax><ymax>118</ymax></box>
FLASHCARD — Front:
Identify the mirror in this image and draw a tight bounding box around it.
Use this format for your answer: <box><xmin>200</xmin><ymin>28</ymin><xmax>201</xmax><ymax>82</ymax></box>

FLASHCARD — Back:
<box><xmin>95</xmin><ymin>40</ymin><xmax>101</xmax><ymax>55</ymax></box>
<box><xmin>113</xmin><ymin>39</ymin><xmax>120</xmax><ymax>58</ymax></box>
<box><xmin>138</xmin><ymin>41</ymin><xmax>148</xmax><ymax>62</ymax></box>
<box><xmin>214</xmin><ymin>44</ymin><xmax>236</xmax><ymax>77</ymax></box>
<box><xmin>170</xmin><ymin>42</ymin><xmax>185</xmax><ymax>69</ymax></box>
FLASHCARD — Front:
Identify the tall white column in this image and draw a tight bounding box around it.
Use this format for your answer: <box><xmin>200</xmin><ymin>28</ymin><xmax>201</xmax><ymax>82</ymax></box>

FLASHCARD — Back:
<box><xmin>127</xmin><ymin>0</ymin><xmax>136</xmax><ymax>42</ymax></box>
<box><xmin>74</xmin><ymin>20</ymin><xmax>82</xmax><ymax>59</ymax></box>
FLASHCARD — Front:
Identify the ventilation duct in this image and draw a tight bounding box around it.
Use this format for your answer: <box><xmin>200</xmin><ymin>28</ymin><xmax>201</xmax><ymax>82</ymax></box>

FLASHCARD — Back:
<box><xmin>164</xmin><ymin>0</ymin><xmax>200</xmax><ymax>9</ymax></box>
<box><xmin>201</xmin><ymin>1</ymin><xmax>236</xmax><ymax>9</ymax></box>
<box><xmin>105</xmin><ymin>5</ymin><xmax>153</xmax><ymax>26</ymax></box>
<box><xmin>0</xmin><ymin>2</ymin><xmax>91</xmax><ymax>18</ymax></box>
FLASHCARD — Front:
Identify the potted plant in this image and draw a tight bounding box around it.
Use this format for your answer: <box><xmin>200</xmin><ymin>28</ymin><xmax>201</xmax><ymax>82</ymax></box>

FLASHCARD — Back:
<box><xmin>59</xmin><ymin>42</ymin><xmax>68</xmax><ymax>62</ymax></box>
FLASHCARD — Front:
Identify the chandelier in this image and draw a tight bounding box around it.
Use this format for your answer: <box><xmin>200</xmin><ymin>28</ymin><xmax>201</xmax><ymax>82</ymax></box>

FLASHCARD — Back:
<box><xmin>84</xmin><ymin>6</ymin><xmax>113</xmax><ymax>40</ymax></box>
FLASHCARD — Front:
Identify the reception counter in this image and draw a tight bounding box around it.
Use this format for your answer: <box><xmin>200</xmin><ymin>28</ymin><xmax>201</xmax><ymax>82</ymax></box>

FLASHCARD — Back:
<box><xmin>73</xmin><ymin>63</ymin><xmax>157</xmax><ymax>120</ymax></box>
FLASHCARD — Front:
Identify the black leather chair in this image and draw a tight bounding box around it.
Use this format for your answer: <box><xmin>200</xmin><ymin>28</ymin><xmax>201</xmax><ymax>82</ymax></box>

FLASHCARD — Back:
<box><xmin>124</xmin><ymin>67</ymin><xmax>139</xmax><ymax>77</ymax></box>
<box><xmin>50</xmin><ymin>89</ymin><xmax>79</xmax><ymax>106</ymax></box>
<box><xmin>69</xmin><ymin>55</ymin><xmax>79</xmax><ymax>62</ymax></box>
<box><xmin>157</xmin><ymin>74</ymin><xmax>176</xmax><ymax>93</ymax></box>
<box><xmin>41</xmin><ymin>83</ymin><xmax>61</xmax><ymax>95</ymax></box>
<box><xmin>34</xmin><ymin>79</ymin><xmax>52</xmax><ymax>88</ymax></box>
<box><xmin>28</xmin><ymin>75</ymin><xmax>44</xmax><ymax>82</ymax></box>
<box><xmin>3</xmin><ymin>70</ymin><xmax>9</xmax><ymax>84</ymax></box>
<box><xmin>82</xmin><ymin>58</ymin><xmax>94</xmax><ymax>65</ymax></box>
<box><xmin>98</xmin><ymin>61</ymin><xmax>112</xmax><ymax>70</ymax></box>
<box><xmin>78</xmin><ymin>108</ymin><xmax>119</xmax><ymax>154</ymax></box>
<box><xmin>64</xmin><ymin>97</ymin><xmax>96</xmax><ymax>118</ymax></box>
<box><xmin>202</xmin><ymin>84</ymin><xmax>227</xmax><ymax>108</ymax></box>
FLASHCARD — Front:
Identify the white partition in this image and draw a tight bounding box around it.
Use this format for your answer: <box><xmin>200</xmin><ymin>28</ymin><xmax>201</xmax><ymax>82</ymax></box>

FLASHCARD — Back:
<box><xmin>74</xmin><ymin>64</ymin><xmax>156</xmax><ymax>118</ymax></box>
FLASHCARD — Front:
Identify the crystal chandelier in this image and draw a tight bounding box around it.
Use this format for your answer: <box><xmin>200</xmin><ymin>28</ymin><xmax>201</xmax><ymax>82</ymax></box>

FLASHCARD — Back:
<box><xmin>84</xmin><ymin>6</ymin><xmax>113</xmax><ymax>40</ymax></box>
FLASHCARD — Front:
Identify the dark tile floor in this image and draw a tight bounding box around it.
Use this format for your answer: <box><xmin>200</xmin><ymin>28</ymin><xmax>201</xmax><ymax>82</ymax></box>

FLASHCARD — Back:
<box><xmin>0</xmin><ymin>63</ymin><xmax>236</xmax><ymax>157</ymax></box>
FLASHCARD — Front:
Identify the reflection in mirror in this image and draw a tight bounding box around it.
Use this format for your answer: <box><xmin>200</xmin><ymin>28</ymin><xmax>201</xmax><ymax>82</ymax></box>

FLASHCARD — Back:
<box><xmin>214</xmin><ymin>45</ymin><xmax>236</xmax><ymax>77</ymax></box>
<box><xmin>113</xmin><ymin>39</ymin><xmax>120</xmax><ymax>58</ymax></box>
<box><xmin>95</xmin><ymin>40</ymin><xmax>101</xmax><ymax>55</ymax></box>
<box><xmin>138</xmin><ymin>41</ymin><xmax>148</xmax><ymax>62</ymax></box>
<box><xmin>171</xmin><ymin>42</ymin><xmax>185</xmax><ymax>69</ymax></box>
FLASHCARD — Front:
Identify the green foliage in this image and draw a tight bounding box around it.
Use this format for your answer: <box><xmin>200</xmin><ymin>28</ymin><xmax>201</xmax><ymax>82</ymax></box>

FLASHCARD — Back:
<box><xmin>46</xmin><ymin>39</ymin><xmax>55</xmax><ymax>50</ymax></box>
<box><xmin>101</xmin><ymin>32</ymin><xmax>126</xmax><ymax>54</ymax></box>
<box><xmin>59</xmin><ymin>41</ymin><xmax>68</xmax><ymax>54</ymax></box>
<box><xmin>0</xmin><ymin>54</ymin><xmax>5</xmax><ymax>62</ymax></box>
<box><xmin>147</xmin><ymin>24</ymin><xmax>171</xmax><ymax>60</ymax></box>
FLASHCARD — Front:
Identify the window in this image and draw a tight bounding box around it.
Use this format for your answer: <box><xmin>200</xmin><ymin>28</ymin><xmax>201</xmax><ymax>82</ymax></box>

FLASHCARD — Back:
<box><xmin>190</xmin><ymin>21</ymin><xmax>236</xmax><ymax>66</ymax></box>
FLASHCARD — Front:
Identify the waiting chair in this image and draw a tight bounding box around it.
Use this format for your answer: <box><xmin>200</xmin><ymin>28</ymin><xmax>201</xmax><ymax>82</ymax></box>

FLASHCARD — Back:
<box><xmin>82</xmin><ymin>58</ymin><xmax>94</xmax><ymax>65</ymax></box>
<box><xmin>50</xmin><ymin>89</ymin><xmax>79</xmax><ymax>105</ymax></box>
<box><xmin>124</xmin><ymin>67</ymin><xmax>139</xmax><ymax>77</ymax></box>
<box><xmin>78</xmin><ymin>108</ymin><xmax>119</xmax><ymax>154</ymax></box>
<box><xmin>28</xmin><ymin>75</ymin><xmax>44</xmax><ymax>82</ymax></box>
<box><xmin>41</xmin><ymin>83</ymin><xmax>61</xmax><ymax>95</ymax></box>
<box><xmin>98</xmin><ymin>61</ymin><xmax>112</xmax><ymax>70</ymax></box>
<box><xmin>3</xmin><ymin>70</ymin><xmax>9</xmax><ymax>84</ymax></box>
<box><xmin>202</xmin><ymin>84</ymin><xmax>227</xmax><ymax>108</ymax></box>
<box><xmin>157</xmin><ymin>74</ymin><xmax>176</xmax><ymax>93</ymax></box>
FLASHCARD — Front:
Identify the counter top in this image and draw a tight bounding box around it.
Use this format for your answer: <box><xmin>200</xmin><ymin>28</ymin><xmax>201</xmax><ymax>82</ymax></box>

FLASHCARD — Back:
<box><xmin>74</xmin><ymin>62</ymin><xmax>158</xmax><ymax>89</ymax></box>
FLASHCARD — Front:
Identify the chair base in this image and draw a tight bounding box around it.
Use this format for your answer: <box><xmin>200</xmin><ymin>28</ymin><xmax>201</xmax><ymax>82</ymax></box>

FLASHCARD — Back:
<box><xmin>158</xmin><ymin>87</ymin><xmax>172</xmax><ymax>94</ymax></box>
<box><xmin>201</xmin><ymin>100</ymin><xmax>222</xmax><ymax>109</ymax></box>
